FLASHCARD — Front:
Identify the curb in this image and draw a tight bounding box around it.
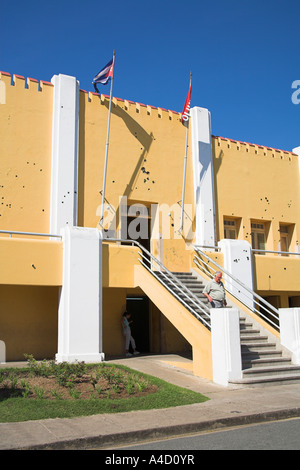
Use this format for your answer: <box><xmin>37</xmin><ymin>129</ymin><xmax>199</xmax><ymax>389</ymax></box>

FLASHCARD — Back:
<box><xmin>13</xmin><ymin>407</ymin><xmax>300</xmax><ymax>450</ymax></box>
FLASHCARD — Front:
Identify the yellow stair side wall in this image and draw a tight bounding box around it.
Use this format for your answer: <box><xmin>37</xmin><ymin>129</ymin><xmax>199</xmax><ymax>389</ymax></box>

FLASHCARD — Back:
<box><xmin>134</xmin><ymin>265</ymin><xmax>213</xmax><ymax>380</ymax></box>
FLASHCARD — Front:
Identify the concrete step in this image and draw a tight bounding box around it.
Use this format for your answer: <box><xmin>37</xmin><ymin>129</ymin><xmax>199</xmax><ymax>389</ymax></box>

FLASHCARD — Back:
<box><xmin>240</xmin><ymin>335</ymin><xmax>269</xmax><ymax>343</ymax></box>
<box><xmin>242</xmin><ymin>364</ymin><xmax>300</xmax><ymax>378</ymax></box>
<box><xmin>240</xmin><ymin>327</ymin><xmax>260</xmax><ymax>334</ymax></box>
<box><xmin>242</xmin><ymin>357</ymin><xmax>291</xmax><ymax>369</ymax></box>
<box><xmin>241</xmin><ymin>350</ymin><xmax>284</xmax><ymax>362</ymax></box>
<box><xmin>171</xmin><ymin>271</ymin><xmax>300</xmax><ymax>387</ymax></box>
<box><xmin>241</xmin><ymin>342</ymin><xmax>277</xmax><ymax>352</ymax></box>
<box><xmin>229</xmin><ymin>374</ymin><xmax>300</xmax><ymax>387</ymax></box>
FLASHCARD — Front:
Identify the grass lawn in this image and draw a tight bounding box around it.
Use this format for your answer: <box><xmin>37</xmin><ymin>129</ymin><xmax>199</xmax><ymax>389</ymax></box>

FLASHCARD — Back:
<box><xmin>0</xmin><ymin>358</ymin><xmax>209</xmax><ymax>423</ymax></box>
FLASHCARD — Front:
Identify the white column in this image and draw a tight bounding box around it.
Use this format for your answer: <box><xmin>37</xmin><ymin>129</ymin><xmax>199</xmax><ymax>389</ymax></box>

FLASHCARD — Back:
<box><xmin>218</xmin><ymin>239</ymin><xmax>254</xmax><ymax>310</ymax></box>
<box><xmin>50</xmin><ymin>74</ymin><xmax>79</xmax><ymax>234</ymax></box>
<box><xmin>211</xmin><ymin>308</ymin><xmax>242</xmax><ymax>386</ymax></box>
<box><xmin>279</xmin><ymin>308</ymin><xmax>300</xmax><ymax>365</ymax></box>
<box><xmin>0</xmin><ymin>341</ymin><xmax>5</xmax><ymax>364</ymax></box>
<box><xmin>190</xmin><ymin>107</ymin><xmax>216</xmax><ymax>247</ymax></box>
<box><xmin>56</xmin><ymin>226</ymin><xmax>104</xmax><ymax>363</ymax></box>
<box><xmin>293</xmin><ymin>147</ymin><xmax>300</xmax><ymax>252</ymax></box>
<box><xmin>293</xmin><ymin>146</ymin><xmax>300</xmax><ymax>174</ymax></box>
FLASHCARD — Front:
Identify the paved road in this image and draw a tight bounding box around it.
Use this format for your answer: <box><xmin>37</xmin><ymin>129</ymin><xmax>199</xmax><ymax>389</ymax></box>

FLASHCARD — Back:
<box><xmin>105</xmin><ymin>418</ymin><xmax>300</xmax><ymax>451</ymax></box>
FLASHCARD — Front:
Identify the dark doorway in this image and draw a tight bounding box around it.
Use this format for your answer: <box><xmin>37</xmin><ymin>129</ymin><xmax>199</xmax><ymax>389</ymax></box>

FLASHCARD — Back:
<box><xmin>126</xmin><ymin>296</ymin><xmax>149</xmax><ymax>353</ymax></box>
<box><xmin>121</xmin><ymin>203</ymin><xmax>152</xmax><ymax>268</ymax></box>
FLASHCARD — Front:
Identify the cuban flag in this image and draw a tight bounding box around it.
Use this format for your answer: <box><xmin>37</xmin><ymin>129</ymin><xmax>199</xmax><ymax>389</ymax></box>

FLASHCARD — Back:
<box><xmin>181</xmin><ymin>84</ymin><xmax>192</xmax><ymax>126</ymax></box>
<box><xmin>93</xmin><ymin>58</ymin><xmax>114</xmax><ymax>93</ymax></box>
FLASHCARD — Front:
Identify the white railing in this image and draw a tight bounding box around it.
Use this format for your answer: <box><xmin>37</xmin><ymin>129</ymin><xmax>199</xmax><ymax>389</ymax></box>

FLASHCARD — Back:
<box><xmin>253</xmin><ymin>248</ymin><xmax>300</xmax><ymax>256</ymax></box>
<box><xmin>193</xmin><ymin>246</ymin><xmax>280</xmax><ymax>331</ymax></box>
<box><xmin>0</xmin><ymin>230</ymin><xmax>62</xmax><ymax>239</ymax></box>
<box><xmin>104</xmin><ymin>238</ymin><xmax>211</xmax><ymax>329</ymax></box>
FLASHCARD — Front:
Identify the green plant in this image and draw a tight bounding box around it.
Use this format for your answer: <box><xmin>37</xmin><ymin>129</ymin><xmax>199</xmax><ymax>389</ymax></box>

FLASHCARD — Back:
<box><xmin>50</xmin><ymin>390</ymin><xmax>63</xmax><ymax>400</ymax></box>
<box><xmin>112</xmin><ymin>384</ymin><xmax>120</xmax><ymax>394</ymax></box>
<box><xmin>135</xmin><ymin>380</ymin><xmax>148</xmax><ymax>393</ymax></box>
<box><xmin>90</xmin><ymin>375</ymin><xmax>98</xmax><ymax>389</ymax></box>
<box><xmin>22</xmin><ymin>386</ymin><xmax>31</xmax><ymax>399</ymax></box>
<box><xmin>0</xmin><ymin>361</ymin><xmax>209</xmax><ymax>423</ymax></box>
<box><xmin>33</xmin><ymin>386</ymin><xmax>45</xmax><ymax>399</ymax></box>
<box><xmin>68</xmin><ymin>388</ymin><xmax>81</xmax><ymax>399</ymax></box>
<box><xmin>126</xmin><ymin>382</ymin><xmax>134</xmax><ymax>395</ymax></box>
<box><xmin>8</xmin><ymin>375</ymin><xmax>18</xmax><ymax>390</ymax></box>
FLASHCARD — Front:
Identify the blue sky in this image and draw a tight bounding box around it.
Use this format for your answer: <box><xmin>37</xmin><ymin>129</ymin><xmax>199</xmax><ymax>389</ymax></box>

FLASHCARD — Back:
<box><xmin>1</xmin><ymin>0</ymin><xmax>299</xmax><ymax>151</ymax></box>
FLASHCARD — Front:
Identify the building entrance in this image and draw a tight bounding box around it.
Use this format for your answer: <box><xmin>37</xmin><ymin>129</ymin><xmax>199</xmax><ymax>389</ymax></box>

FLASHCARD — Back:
<box><xmin>126</xmin><ymin>296</ymin><xmax>150</xmax><ymax>353</ymax></box>
<box><xmin>121</xmin><ymin>201</ymin><xmax>152</xmax><ymax>267</ymax></box>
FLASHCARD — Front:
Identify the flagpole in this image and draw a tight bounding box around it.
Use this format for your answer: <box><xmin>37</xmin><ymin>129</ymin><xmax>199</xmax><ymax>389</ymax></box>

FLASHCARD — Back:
<box><xmin>99</xmin><ymin>50</ymin><xmax>116</xmax><ymax>228</ymax></box>
<box><xmin>180</xmin><ymin>71</ymin><xmax>192</xmax><ymax>234</ymax></box>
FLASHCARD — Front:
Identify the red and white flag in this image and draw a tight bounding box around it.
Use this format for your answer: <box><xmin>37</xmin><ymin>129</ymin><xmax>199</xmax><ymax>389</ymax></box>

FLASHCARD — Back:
<box><xmin>181</xmin><ymin>83</ymin><xmax>192</xmax><ymax>126</ymax></box>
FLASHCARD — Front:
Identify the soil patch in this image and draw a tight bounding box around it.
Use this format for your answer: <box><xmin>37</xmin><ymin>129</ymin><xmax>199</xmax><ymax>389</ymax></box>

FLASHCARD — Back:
<box><xmin>0</xmin><ymin>363</ymin><xmax>158</xmax><ymax>401</ymax></box>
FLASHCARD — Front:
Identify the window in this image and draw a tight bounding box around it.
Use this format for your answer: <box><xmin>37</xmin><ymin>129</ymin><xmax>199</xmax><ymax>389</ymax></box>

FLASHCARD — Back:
<box><xmin>279</xmin><ymin>224</ymin><xmax>291</xmax><ymax>255</ymax></box>
<box><xmin>251</xmin><ymin>222</ymin><xmax>266</xmax><ymax>251</ymax></box>
<box><xmin>224</xmin><ymin>219</ymin><xmax>237</xmax><ymax>239</ymax></box>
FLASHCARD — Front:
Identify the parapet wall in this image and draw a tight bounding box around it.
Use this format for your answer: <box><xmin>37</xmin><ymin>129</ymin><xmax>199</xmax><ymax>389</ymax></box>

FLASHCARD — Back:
<box><xmin>212</xmin><ymin>135</ymin><xmax>300</xmax><ymax>249</ymax></box>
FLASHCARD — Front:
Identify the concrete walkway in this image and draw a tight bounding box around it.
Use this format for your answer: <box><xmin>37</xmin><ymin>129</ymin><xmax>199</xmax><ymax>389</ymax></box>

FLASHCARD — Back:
<box><xmin>1</xmin><ymin>354</ymin><xmax>300</xmax><ymax>450</ymax></box>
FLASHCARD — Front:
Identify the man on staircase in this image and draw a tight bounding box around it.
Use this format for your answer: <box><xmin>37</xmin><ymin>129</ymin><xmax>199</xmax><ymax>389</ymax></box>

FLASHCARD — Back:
<box><xmin>203</xmin><ymin>271</ymin><xmax>227</xmax><ymax>308</ymax></box>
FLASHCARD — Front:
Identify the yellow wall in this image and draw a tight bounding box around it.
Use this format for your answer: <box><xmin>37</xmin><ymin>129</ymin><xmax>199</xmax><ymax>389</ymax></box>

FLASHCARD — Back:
<box><xmin>212</xmin><ymin>136</ymin><xmax>300</xmax><ymax>250</ymax></box>
<box><xmin>212</xmin><ymin>136</ymin><xmax>300</xmax><ymax>307</ymax></box>
<box><xmin>0</xmin><ymin>285</ymin><xmax>59</xmax><ymax>361</ymax></box>
<box><xmin>253</xmin><ymin>254</ymin><xmax>300</xmax><ymax>292</ymax></box>
<box><xmin>78</xmin><ymin>91</ymin><xmax>195</xmax><ymax>240</ymax></box>
<box><xmin>102</xmin><ymin>242</ymin><xmax>140</xmax><ymax>288</ymax></box>
<box><xmin>134</xmin><ymin>265</ymin><xmax>213</xmax><ymax>379</ymax></box>
<box><xmin>103</xmin><ymin>287</ymin><xmax>127</xmax><ymax>356</ymax></box>
<box><xmin>0</xmin><ymin>237</ymin><xmax>62</xmax><ymax>285</ymax></box>
<box><xmin>0</xmin><ymin>72</ymin><xmax>53</xmax><ymax>233</ymax></box>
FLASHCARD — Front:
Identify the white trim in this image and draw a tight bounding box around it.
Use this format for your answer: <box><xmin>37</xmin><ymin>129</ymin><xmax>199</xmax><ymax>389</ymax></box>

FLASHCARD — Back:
<box><xmin>211</xmin><ymin>308</ymin><xmax>242</xmax><ymax>386</ymax></box>
<box><xmin>56</xmin><ymin>226</ymin><xmax>104</xmax><ymax>363</ymax></box>
<box><xmin>279</xmin><ymin>308</ymin><xmax>300</xmax><ymax>365</ymax></box>
<box><xmin>0</xmin><ymin>341</ymin><xmax>5</xmax><ymax>364</ymax></box>
<box><xmin>293</xmin><ymin>146</ymin><xmax>300</xmax><ymax>177</ymax></box>
<box><xmin>218</xmin><ymin>239</ymin><xmax>254</xmax><ymax>310</ymax></box>
<box><xmin>50</xmin><ymin>74</ymin><xmax>79</xmax><ymax>234</ymax></box>
<box><xmin>190</xmin><ymin>107</ymin><xmax>216</xmax><ymax>248</ymax></box>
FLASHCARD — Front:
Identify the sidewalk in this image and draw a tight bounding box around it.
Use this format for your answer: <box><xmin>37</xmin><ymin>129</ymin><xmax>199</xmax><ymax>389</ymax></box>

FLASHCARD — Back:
<box><xmin>1</xmin><ymin>354</ymin><xmax>300</xmax><ymax>450</ymax></box>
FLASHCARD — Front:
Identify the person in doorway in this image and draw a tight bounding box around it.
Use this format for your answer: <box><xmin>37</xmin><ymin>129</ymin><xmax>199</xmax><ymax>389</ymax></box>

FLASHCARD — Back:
<box><xmin>203</xmin><ymin>271</ymin><xmax>227</xmax><ymax>308</ymax></box>
<box><xmin>122</xmin><ymin>311</ymin><xmax>140</xmax><ymax>357</ymax></box>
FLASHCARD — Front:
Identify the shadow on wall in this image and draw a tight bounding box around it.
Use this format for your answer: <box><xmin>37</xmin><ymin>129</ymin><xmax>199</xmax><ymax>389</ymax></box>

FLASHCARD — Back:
<box><xmin>77</xmin><ymin>96</ymin><xmax>154</xmax><ymax>229</ymax></box>
<box><xmin>211</xmin><ymin>139</ymin><xmax>224</xmax><ymax>242</ymax></box>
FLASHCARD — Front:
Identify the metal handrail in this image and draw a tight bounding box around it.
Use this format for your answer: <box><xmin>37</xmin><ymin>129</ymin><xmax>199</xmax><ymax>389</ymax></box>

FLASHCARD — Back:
<box><xmin>253</xmin><ymin>249</ymin><xmax>300</xmax><ymax>256</ymax></box>
<box><xmin>193</xmin><ymin>246</ymin><xmax>280</xmax><ymax>331</ymax></box>
<box><xmin>0</xmin><ymin>230</ymin><xmax>62</xmax><ymax>239</ymax></box>
<box><xmin>104</xmin><ymin>238</ymin><xmax>211</xmax><ymax>329</ymax></box>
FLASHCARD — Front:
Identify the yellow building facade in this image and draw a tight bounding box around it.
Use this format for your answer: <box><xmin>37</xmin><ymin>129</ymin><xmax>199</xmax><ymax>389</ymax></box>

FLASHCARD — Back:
<box><xmin>0</xmin><ymin>71</ymin><xmax>299</xmax><ymax>383</ymax></box>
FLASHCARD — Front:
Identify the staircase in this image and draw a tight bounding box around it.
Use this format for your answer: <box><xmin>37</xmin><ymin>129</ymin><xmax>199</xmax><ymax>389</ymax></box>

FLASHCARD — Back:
<box><xmin>154</xmin><ymin>271</ymin><xmax>211</xmax><ymax>327</ymax></box>
<box><xmin>237</xmin><ymin>315</ymin><xmax>300</xmax><ymax>386</ymax></box>
<box><xmin>156</xmin><ymin>271</ymin><xmax>300</xmax><ymax>386</ymax></box>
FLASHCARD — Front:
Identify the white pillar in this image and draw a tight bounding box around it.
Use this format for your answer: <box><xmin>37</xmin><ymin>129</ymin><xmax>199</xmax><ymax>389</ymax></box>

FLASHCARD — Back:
<box><xmin>190</xmin><ymin>107</ymin><xmax>216</xmax><ymax>247</ymax></box>
<box><xmin>211</xmin><ymin>308</ymin><xmax>242</xmax><ymax>386</ymax></box>
<box><xmin>50</xmin><ymin>74</ymin><xmax>79</xmax><ymax>234</ymax></box>
<box><xmin>279</xmin><ymin>308</ymin><xmax>300</xmax><ymax>365</ymax></box>
<box><xmin>293</xmin><ymin>146</ymin><xmax>300</xmax><ymax>174</ymax></box>
<box><xmin>0</xmin><ymin>341</ymin><xmax>5</xmax><ymax>363</ymax></box>
<box><xmin>56</xmin><ymin>226</ymin><xmax>104</xmax><ymax>363</ymax></box>
<box><xmin>218</xmin><ymin>239</ymin><xmax>254</xmax><ymax>310</ymax></box>
<box><xmin>293</xmin><ymin>147</ymin><xmax>300</xmax><ymax>252</ymax></box>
